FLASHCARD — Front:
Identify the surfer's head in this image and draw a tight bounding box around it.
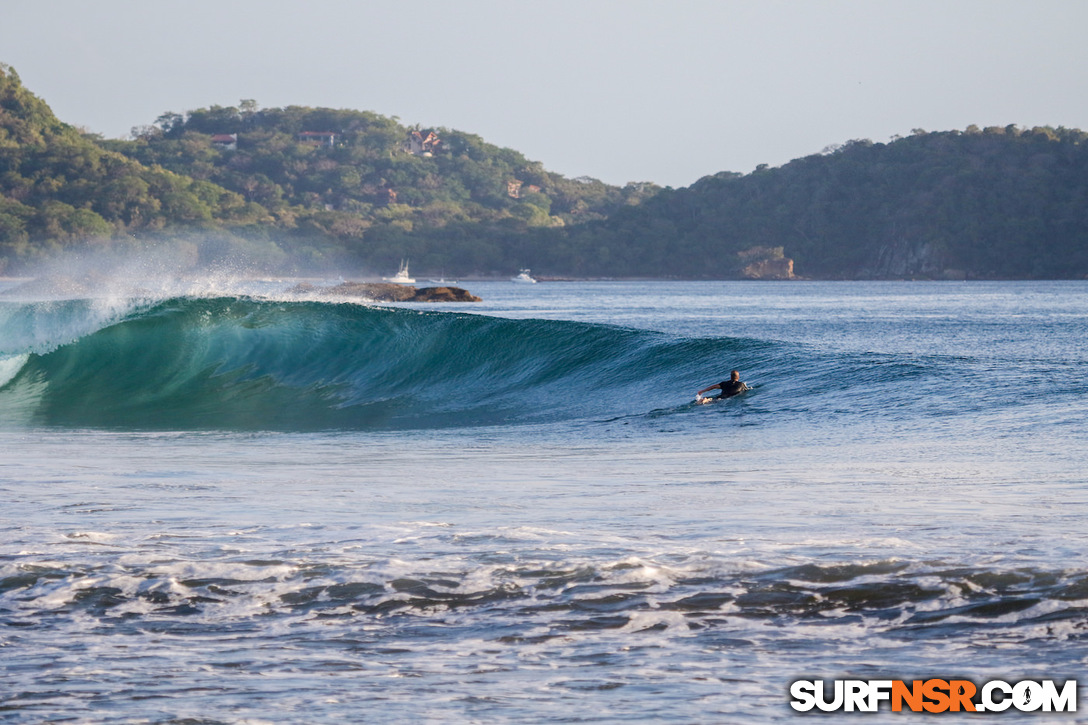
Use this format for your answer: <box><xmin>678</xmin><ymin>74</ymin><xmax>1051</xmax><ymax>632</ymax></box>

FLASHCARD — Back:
<box><xmin>730</xmin><ymin>370</ymin><xmax>740</xmax><ymax>381</ymax></box>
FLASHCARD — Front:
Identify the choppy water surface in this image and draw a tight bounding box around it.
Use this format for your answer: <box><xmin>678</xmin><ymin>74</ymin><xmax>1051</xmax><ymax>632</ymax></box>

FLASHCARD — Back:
<box><xmin>2</xmin><ymin>279</ymin><xmax>1087</xmax><ymax>722</ymax></box>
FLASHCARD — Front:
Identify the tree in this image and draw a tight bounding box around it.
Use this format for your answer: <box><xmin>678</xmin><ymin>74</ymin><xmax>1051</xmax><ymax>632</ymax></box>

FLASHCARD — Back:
<box><xmin>155</xmin><ymin>112</ymin><xmax>185</xmax><ymax>136</ymax></box>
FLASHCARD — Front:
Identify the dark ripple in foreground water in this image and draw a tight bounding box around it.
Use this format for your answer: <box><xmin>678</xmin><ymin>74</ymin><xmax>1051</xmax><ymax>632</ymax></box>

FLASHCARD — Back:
<box><xmin>4</xmin><ymin>517</ymin><xmax>1088</xmax><ymax>723</ymax></box>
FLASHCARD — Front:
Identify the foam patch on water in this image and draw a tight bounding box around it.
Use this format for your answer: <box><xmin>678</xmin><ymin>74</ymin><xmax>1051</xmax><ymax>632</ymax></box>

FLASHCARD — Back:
<box><xmin>4</xmin><ymin>536</ymin><xmax>1087</xmax><ymax>724</ymax></box>
<box><xmin>0</xmin><ymin>353</ymin><xmax>28</xmax><ymax>388</ymax></box>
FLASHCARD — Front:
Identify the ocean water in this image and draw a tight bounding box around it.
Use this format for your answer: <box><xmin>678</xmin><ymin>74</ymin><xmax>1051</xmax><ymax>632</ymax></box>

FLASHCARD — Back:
<box><xmin>1</xmin><ymin>277</ymin><xmax>1087</xmax><ymax>723</ymax></box>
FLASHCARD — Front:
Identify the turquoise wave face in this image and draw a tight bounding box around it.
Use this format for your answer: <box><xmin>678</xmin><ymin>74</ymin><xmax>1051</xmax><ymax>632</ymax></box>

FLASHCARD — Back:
<box><xmin>0</xmin><ymin>297</ymin><xmax>774</xmax><ymax>431</ymax></box>
<box><xmin>5</xmin><ymin>294</ymin><xmax>1058</xmax><ymax>432</ymax></box>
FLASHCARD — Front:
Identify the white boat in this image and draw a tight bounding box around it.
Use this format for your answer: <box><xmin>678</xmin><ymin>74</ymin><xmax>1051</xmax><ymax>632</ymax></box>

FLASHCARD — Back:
<box><xmin>429</xmin><ymin>278</ymin><xmax>458</xmax><ymax>285</ymax></box>
<box><xmin>511</xmin><ymin>269</ymin><xmax>537</xmax><ymax>284</ymax></box>
<box><xmin>383</xmin><ymin>260</ymin><xmax>415</xmax><ymax>284</ymax></box>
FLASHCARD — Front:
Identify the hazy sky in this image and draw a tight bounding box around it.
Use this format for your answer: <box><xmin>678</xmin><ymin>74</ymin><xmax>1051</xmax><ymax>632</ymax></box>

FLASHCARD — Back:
<box><xmin>3</xmin><ymin>0</ymin><xmax>1087</xmax><ymax>187</ymax></box>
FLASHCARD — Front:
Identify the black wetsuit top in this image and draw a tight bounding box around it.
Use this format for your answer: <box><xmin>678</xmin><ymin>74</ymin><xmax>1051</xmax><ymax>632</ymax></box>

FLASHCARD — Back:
<box><xmin>717</xmin><ymin>380</ymin><xmax>748</xmax><ymax>398</ymax></box>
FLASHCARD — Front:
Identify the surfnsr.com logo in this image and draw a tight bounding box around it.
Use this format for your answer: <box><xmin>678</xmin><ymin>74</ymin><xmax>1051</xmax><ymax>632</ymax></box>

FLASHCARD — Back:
<box><xmin>790</xmin><ymin>679</ymin><xmax>1077</xmax><ymax>713</ymax></box>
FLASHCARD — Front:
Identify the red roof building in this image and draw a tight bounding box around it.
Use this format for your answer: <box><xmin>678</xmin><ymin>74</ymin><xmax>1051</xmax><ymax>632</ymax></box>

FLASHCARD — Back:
<box><xmin>210</xmin><ymin>133</ymin><xmax>237</xmax><ymax>150</ymax></box>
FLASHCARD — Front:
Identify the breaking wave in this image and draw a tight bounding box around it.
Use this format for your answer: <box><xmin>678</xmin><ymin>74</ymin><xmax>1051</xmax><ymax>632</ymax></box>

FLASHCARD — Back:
<box><xmin>0</xmin><ymin>296</ymin><xmax>773</xmax><ymax>430</ymax></box>
<box><xmin>0</xmin><ymin>293</ymin><xmax>1047</xmax><ymax>431</ymax></box>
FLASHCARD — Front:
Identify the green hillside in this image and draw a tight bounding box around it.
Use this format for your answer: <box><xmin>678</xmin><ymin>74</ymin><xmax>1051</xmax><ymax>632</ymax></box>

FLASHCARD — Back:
<box><xmin>552</xmin><ymin>127</ymin><xmax>1088</xmax><ymax>279</ymax></box>
<box><xmin>1</xmin><ymin>63</ymin><xmax>657</xmax><ymax>275</ymax></box>
<box><xmin>3</xmin><ymin>61</ymin><xmax>1087</xmax><ymax>279</ymax></box>
<box><xmin>102</xmin><ymin>99</ymin><xmax>658</xmax><ymax>274</ymax></box>
<box><xmin>0</xmin><ymin>65</ymin><xmax>274</xmax><ymax>273</ymax></box>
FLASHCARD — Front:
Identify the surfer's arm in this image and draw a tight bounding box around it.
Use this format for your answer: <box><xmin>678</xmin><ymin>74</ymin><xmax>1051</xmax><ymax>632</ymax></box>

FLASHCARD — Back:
<box><xmin>695</xmin><ymin>383</ymin><xmax>721</xmax><ymax>401</ymax></box>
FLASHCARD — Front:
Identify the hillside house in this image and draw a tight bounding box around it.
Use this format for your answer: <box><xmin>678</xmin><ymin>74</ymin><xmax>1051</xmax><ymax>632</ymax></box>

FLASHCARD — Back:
<box><xmin>404</xmin><ymin>130</ymin><xmax>441</xmax><ymax>156</ymax></box>
<box><xmin>298</xmin><ymin>131</ymin><xmax>337</xmax><ymax>147</ymax></box>
<box><xmin>210</xmin><ymin>133</ymin><xmax>237</xmax><ymax>151</ymax></box>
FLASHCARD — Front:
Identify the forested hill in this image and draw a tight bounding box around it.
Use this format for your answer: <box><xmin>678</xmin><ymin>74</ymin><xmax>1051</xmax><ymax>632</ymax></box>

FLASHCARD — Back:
<box><xmin>103</xmin><ymin>102</ymin><xmax>662</xmax><ymax>272</ymax></box>
<box><xmin>3</xmin><ymin>62</ymin><xmax>1087</xmax><ymax>279</ymax></box>
<box><xmin>0</xmin><ymin>64</ymin><xmax>657</xmax><ymax>274</ymax></box>
<box><xmin>550</xmin><ymin>127</ymin><xmax>1088</xmax><ymax>279</ymax></box>
<box><xmin>0</xmin><ymin>65</ymin><xmax>269</xmax><ymax>270</ymax></box>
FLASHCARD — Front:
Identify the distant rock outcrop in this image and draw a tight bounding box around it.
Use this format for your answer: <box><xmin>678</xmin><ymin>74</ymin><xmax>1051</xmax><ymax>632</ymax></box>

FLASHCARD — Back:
<box><xmin>742</xmin><ymin>257</ymin><xmax>795</xmax><ymax>280</ymax></box>
<box><xmin>291</xmin><ymin>281</ymin><xmax>481</xmax><ymax>302</ymax></box>
<box><xmin>409</xmin><ymin>286</ymin><xmax>483</xmax><ymax>302</ymax></box>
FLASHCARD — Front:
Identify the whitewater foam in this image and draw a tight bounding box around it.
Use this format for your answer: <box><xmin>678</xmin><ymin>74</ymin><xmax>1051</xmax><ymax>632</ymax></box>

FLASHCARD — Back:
<box><xmin>0</xmin><ymin>353</ymin><xmax>28</xmax><ymax>388</ymax></box>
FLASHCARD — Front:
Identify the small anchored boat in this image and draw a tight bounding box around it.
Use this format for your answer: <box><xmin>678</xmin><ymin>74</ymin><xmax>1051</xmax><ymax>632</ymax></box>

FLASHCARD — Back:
<box><xmin>383</xmin><ymin>260</ymin><xmax>415</xmax><ymax>284</ymax></box>
<box><xmin>511</xmin><ymin>269</ymin><xmax>537</xmax><ymax>284</ymax></box>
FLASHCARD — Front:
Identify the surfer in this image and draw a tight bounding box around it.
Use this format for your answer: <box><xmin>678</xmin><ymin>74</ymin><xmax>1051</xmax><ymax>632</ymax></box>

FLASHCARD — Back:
<box><xmin>695</xmin><ymin>370</ymin><xmax>749</xmax><ymax>404</ymax></box>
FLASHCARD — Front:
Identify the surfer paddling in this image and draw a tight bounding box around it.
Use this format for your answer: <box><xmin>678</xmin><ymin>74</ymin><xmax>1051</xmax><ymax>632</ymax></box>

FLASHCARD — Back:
<box><xmin>695</xmin><ymin>370</ymin><xmax>749</xmax><ymax>404</ymax></box>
